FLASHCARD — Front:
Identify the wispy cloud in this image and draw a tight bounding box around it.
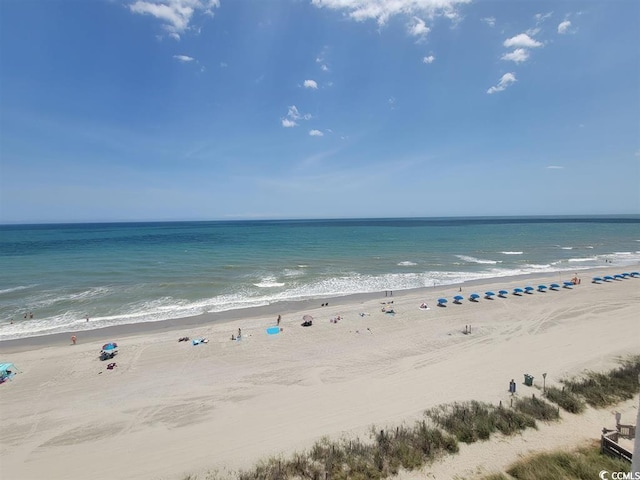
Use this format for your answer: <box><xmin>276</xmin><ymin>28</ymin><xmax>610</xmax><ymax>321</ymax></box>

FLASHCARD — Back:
<box><xmin>501</xmin><ymin>48</ymin><xmax>529</xmax><ymax>64</ymax></box>
<box><xmin>303</xmin><ymin>79</ymin><xmax>318</xmax><ymax>89</ymax></box>
<box><xmin>503</xmin><ymin>33</ymin><xmax>543</xmax><ymax>48</ymax></box>
<box><xmin>408</xmin><ymin>17</ymin><xmax>430</xmax><ymax>38</ymax></box>
<box><xmin>282</xmin><ymin>105</ymin><xmax>311</xmax><ymax>128</ymax></box>
<box><xmin>546</xmin><ymin>165</ymin><xmax>564</xmax><ymax>169</ymax></box>
<box><xmin>558</xmin><ymin>20</ymin><xmax>572</xmax><ymax>34</ymax></box>
<box><xmin>129</xmin><ymin>0</ymin><xmax>220</xmax><ymax>40</ymax></box>
<box><xmin>173</xmin><ymin>54</ymin><xmax>195</xmax><ymax>62</ymax></box>
<box><xmin>482</xmin><ymin>17</ymin><xmax>496</xmax><ymax>27</ymax></box>
<box><xmin>487</xmin><ymin>73</ymin><xmax>516</xmax><ymax>94</ymax></box>
<box><xmin>219</xmin><ymin>62</ymin><xmax>228</xmax><ymax>68</ymax></box>
<box><xmin>422</xmin><ymin>55</ymin><xmax>435</xmax><ymax>64</ymax></box>
<box><xmin>311</xmin><ymin>0</ymin><xmax>471</xmax><ymax>27</ymax></box>
<box><xmin>309</xmin><ymin>129</ymin><xmax>324</xmax><ymax>137</ymax></box>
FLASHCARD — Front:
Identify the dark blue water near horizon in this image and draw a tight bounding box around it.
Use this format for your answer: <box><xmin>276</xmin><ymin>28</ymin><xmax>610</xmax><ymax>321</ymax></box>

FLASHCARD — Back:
<box><xmin>1</xmin><ymin>215</ymin><xmax>638</xmax><ymax>340</ymax></box>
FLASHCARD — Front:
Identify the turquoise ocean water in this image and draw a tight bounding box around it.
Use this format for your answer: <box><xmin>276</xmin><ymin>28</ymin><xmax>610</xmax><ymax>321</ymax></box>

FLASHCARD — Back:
<box><xmin>1</xmin><ymin>216</ymin><xmax>639</xmax><ymax>340</ymax></box>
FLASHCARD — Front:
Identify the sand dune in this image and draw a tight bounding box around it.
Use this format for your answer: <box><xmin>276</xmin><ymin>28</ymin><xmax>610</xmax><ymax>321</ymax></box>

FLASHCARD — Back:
<box><xmin>1</xmin><ymin>267</ymin><xmax>638</xmax><ymax>480</ymax></box>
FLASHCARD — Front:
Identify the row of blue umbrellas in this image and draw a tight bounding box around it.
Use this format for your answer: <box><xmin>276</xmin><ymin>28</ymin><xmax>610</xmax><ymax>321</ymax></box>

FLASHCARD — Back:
<box><xmin>592</xmin><ymin>272</ymin><xmax>639</xmax><ymax>283</ymax></box>
<box><xmin>437</xmin><ymin>282</ymin><xmax>571</xmax><ymax>306</ymax></box>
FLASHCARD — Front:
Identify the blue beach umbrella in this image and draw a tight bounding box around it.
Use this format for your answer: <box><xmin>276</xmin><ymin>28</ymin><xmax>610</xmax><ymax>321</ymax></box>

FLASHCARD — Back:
<box><xmin>592</xmin><ymin>277</ymin><xmax>602</xmax><ymax>283</ymax></box>
<box><xmin>453</xmin><ymin>295</ymin><xmax>464</xmax><ymax>303</ymax></box>
<box><xmin>513</xmin><ymin>288</ymin><xmax>524</xmax><ymax>295</ymax></box>
<box><xmin>563</xmin><ymin>281</ymin><xmax>574</xmax><ymax>288</ymax></box>
<box><xmin>469</xmin><ymin>293</ymin><xmax>480</xmax><ymax>301</ymax></box>
<box><xmin>437</xmin><ymin>298</ymin><xmax>447</xmax><ymax>306</ymax></box>
<box><xmin>603</xmin><ymin>275</ymin><xmax>614</xmax><ymax>281</ymax></box>
<box><xmin>524</xmin><ymin>286</ymin><xmax>534</xmax><ymax>293</ymax></box>
<box><xmin>614</xmin><ymin>274</ymin><xmax>624</xmax><ymax>280</ymax></box>
<box><xmin>550</xmin><ymin>283</ymin><xmax>560</xmax><ymax>290</ymax></box>
<box><xmin>631</xmin><ymin>272</ymin><xmax>640</xmax><ymax>277</ymax></box>
<box><xmin>498</xmin><ymin>290</ymin><xmax>509</xmax><ymax>297</ymax></box>
<box><xmin>538</xmin><ymin>285</ymin><xmax>547</xmax><ymax>291</ymax></box>
<box><xmin>484</xmin><ymin>291</ymin><xmax>495</xmax><ymax>298</ymax></box>
<box><xmin>622</xmin><ymin>273</ymin><xmax>630</xmax><ymax>278</ymax></box>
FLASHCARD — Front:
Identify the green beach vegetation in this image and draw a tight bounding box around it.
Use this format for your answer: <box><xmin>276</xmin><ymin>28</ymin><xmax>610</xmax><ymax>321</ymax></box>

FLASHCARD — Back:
<box><xmin>480</xmin><ymin>441</ymin><xmax>631</xmax><ymax>480</ymax></box>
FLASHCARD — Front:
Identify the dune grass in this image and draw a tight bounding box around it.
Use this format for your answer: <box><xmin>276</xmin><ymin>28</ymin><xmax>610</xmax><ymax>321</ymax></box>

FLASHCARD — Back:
<box><xmin>505</xmin><ymin>441</ymin><xmax>630</xmax><ymax>480</ymax></box>
<box><xmin>543</xmin><ymin>386</ymin><xmax>586</xmax><ymax>414</ymax></box>
<box><xmin>561</xmin><ymin>356</ymin><xmax>640</xmax><ymax>408</ymax></box>
<box><xmin>425</xmin><ymin>400</ymin><xmax>536</xmax><ymax>444</ymax></box>
<box><xmin>513</xmin><ymin>395</ymin><xmax>560</xmax><ymax>422</ymax></box>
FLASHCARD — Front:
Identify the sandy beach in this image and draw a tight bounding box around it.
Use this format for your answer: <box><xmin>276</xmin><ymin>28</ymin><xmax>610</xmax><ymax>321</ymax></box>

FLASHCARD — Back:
<box><xmin>1</xmin><ymin>266</ymin><xmax>639</xmax><ymax>480</ymax></box>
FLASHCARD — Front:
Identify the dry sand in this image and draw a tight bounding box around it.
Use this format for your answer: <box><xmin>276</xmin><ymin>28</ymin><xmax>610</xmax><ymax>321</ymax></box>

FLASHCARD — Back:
<box><xmin>1</xmin><ymin>267</ymin><xmax>639</xmax><ymax>480</ymax></box>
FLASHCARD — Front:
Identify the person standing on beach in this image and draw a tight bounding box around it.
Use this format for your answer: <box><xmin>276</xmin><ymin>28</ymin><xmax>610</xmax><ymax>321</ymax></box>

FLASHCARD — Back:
<box><xmin>277</xmin><ymin>315</ymin><xmax>281</xmax><ymax>326</ymax></box>
<box><xmin>71</xmin><ymin>335</ymin><xmax>77</xmax><ymax>345</ymax></box>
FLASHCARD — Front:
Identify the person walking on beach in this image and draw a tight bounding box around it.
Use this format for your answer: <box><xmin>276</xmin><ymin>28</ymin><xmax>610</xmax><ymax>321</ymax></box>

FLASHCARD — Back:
<box><xmin>277</xmin><ymin>315</ymin><xmax>281</xmax><ymax>326</ymax></box>
<box><xmin>71</xmin><ymin>335</ymin><xmax>77</xmax><ymax>345</ymax></box>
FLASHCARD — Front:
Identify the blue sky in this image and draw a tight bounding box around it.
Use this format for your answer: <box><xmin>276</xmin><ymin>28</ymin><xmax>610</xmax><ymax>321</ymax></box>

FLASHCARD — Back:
<box><xmin>0</xmin><ymin>0</ymin><xmax>638</xmax><ymax>223</ymax></box>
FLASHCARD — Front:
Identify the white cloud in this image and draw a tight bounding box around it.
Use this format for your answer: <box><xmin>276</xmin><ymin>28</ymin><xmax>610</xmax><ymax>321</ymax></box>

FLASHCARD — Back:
<box><xmin>173</xmin><ymin>54</ymin><xmax>194</xmax><ymax>62</ymax></box>
<box><xmin>220</xmin><ymin>62</ymin><xmax>228</xmax><ymax>68</ymax></box>
<box><xmin>535</xmin><ymin>12</ymin><xmax>553</xmax><ymax>23</ymax></box>
<box><xmin>408</xmin><ymin>17</ymin><xmax>430</xmax><ymax>37</ymax></box>
<box><xmin>303</xmin><ymin>79</ymin><xmax>318</xmax><ymax>89</ymax></box>
<box><xmin>320</xmin><ymin>64</ymin><xmax>329</xmax><ymax>72</ymax></box>
<box><xmin>558</xmin><ymin>20</ymin><xmax>571</xmax><ymax>34</ymax></box>
<box><xmin>487</xmin><ymin>72</ymin><xmax>517</xmax><ymax>94</ymax></box>
<box><xmin>482</xmin><ymin>16</ymin><xmax>495</xmax><ymax>27</ymax></box>
<box><xmin>503</xmin><ymin>33</ymin><xmax>543</xmax><ymax>48</ymax></box>
<box><xmin>309</xmin><ymin>129</ymin><xmax>324</xmax><ymax>137</ymax></box>
<box><xmin>546</xmin><ymin>165</ymin><xmax>564</xmax><ymax>169</ymax></box>
<box><xmin>282</xmin><ymin>105</ymin><xmax>312</xmax><ymax>127</ymax></box>
<box><xmin>129</xmin><ymin>0</ymin><xmax>220</xmax><ymax>39</ymax></box>
<box><xmin>501</xmin><ymin>48</ymin><xmax>529</xmax><ymax>63</ymax></box>
<box><xmin>311</xmin><ymin>0</ymin><xmax>471</xmax><ymax>26</ymax></box>
<box><xmin>422</xmin><ymin>55</ymin><xmax>435</xmax><ymax>64</ymax></box>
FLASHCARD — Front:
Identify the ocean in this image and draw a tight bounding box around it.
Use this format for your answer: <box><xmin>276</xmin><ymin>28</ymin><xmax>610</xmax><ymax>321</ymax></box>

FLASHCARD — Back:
<box><xmin>1</xmin><ymin>216</ymin><xmax>639</xmax><ymax>340</ymax></box>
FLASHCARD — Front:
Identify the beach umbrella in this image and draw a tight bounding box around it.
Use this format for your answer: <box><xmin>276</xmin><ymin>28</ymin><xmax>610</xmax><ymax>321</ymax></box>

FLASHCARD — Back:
<box><xmin>102</xmin><ymin>342</ymin><xmax>118</xmax><ymax>352</ymax></box>
<box><xmin>484</xmin><ymin>291</ymin><xmax>495</xmax><ymax>298</ymax></box>
<box><xmin>614</xmin><ymin>274</ymin><xmax>624</xmax><ymax>280</ymax></box>
<box><xmin>524</xmin><ymin>286</ymin><xmax>534</xmax><ymax>293</ymax></box>
<box><xmin>622</xmin><ymin>273</ymin><xmax>630</xmax><ymax>278</ymax></box>
<box><xmin>629</xmin><ymin>272</ymin><xmax>639</xmax><ymax>277</ymax></box>
<box><xmin>437</xmin><ymin>298</ymin><xmax>447</xmax><ymax>306</ymax></box>
<box><xmin>591</xmin><ymin>277</ymin><xmax>602</xmax><ymax>283</ymax></box>
<box><xmin>538</xmin><ymin>285</ymin><xmax>547</xmax><ymax>291</ymax></box>
<box><xmin>498</xmin><ymin>290</ymin><xmax>509</xmax><ymax>297</ymax></box>
<box><xmin>453</xmin><ymin>295</ymin><xmax>464</xmax><ymax>303</ymax></box>
<box><xmin>513</xmin><ymin>288</ymin><xmax>523</xmax><ymax>295</ymax></box>
<box><xmin>563</xmin><ymin>281</ymin><xmax>574</xmax><ymax>288</ymax></box>
<box><xmin>549</xmin><ymin>283</ymin><xmax>560</xmax><ymax>290</ymax></box>
<box><xmin>603</xmin><ymin>276</ymin><xmax>614</xmax><ymax>281</ymax></box>
<box><xmin>470</xmin><ymin>293</ymin><xmax>480</xmax><ymax>301</ymax></box>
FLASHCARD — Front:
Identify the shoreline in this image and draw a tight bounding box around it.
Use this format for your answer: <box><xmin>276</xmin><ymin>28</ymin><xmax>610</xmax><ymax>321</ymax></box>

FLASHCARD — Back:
<box><xmin>0</xmin><ymin>264</ymin><xmax>633</xmax><ymax>352</ymax></box>
<box><xmin>2</xmin><ymin>263</ymin><xmax>639</xmax><ymax>480</ymax></box>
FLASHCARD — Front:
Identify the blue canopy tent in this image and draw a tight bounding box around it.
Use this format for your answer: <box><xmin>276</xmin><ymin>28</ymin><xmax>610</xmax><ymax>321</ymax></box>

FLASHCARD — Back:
<box><xmin>549</xmin><ymin>283</ymin><xmax>560</xmax><ymax>290</ymax></box>
<box><xmin>498</xmin><ymin>290</ymin><xmax>509</xmax><ymax>297</ymax></box>
<box><xmin>524</xmin><ymin>286</ymin><xmax>534</xmax><ymax>294</ymax></box>
<box><xmin>0</xmin><ymin>363</ymin><xmax>18</xmax><ymax>383</ymax></box>
<box><xmin>100</xmin><ymin>342</ymin><xmax>118</xmax><ymax>361</ymax></box>
<box><xmin>453</xmin><ymin>295</ymin><xmax>464</xmax><ymax>304</ymax></box>
<box><xmin>469</xmin><ymin>293</ymin><xmax>480</xmax><ymax>301</ymax></box>
<box><xmin>537</xmin><ymin>285</ymin><xmax>547</xmax><ymax>292</ymax></box>
<box><xmin>437</xmin><ymin>298</ymin><xmax>448</xmax><ymax>306</ymax></box>
<box><xmin>513</xmin><ymin>288</ymin><xmax>524</xmax><ymax>295</ymax></box>
<box><xmin>484</xmin><ymin>291</ymin><xmax>495</xmax><ymax>299</ymax></box>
